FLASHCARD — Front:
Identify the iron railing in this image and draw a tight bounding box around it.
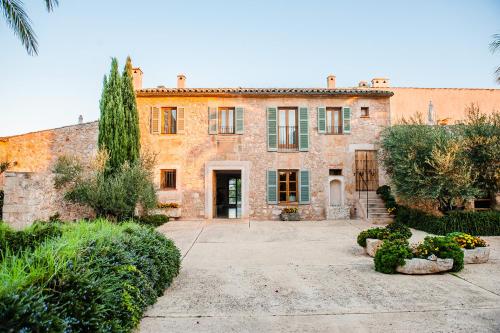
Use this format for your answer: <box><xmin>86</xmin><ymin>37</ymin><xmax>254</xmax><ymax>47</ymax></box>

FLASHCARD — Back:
<box><xmin>218</xmin><ymin>126</ymin><xmax>235</xmax><ymax>134</ymax></box>
<box><xmin>278</xmin><ymin>126</ymin><xmax>298</xmax><ymax>151</ymax></box>
<box><xmin>326</xmin><ymin>125</ymin><xmax>343</xmax><ymax>135</ymax></box>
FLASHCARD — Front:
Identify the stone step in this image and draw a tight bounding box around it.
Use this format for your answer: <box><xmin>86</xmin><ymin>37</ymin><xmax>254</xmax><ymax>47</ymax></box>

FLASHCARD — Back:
<box><xmin>369</xmin><ymin>207</ymin><xmax>390</xmax><ymax>212</ymax></box>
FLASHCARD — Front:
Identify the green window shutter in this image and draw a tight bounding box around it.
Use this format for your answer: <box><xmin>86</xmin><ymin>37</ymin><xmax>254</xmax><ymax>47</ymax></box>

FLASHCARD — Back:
<box><xmin>208</xmin><ymin>107</ymin><xmax>218</xmax><ymax>134</ymax></box>
<box><xmin>299</xmin><ymin>169</ymin><xmax>310</xmax><ymax>204</ymax></box>
<box><xmin>235</xmin><ymin>107</ymin><xmax>244</xmax><ymax>134</ymax></box>
<box><xmin>267</xmin><ymin>107</ymin><xmax>278</xmax><ymax>151</ymax></box>
<box><xmin>317</xmin><ymin>106</ymin><xmax>326</xmax><ymax>134</ymax></box>
<box><xmin>267</xmin><ymin>170</ymin><xmax>278</xmax><ymax>204</ymax></box>
<box><xmin>343</xmin><ymin>107</ymin><xmax>351</xmax><ymax>134</ymax></box>
<box><xmin>298</xmin><ymin>107</ymin><xmax>309</xmax><ymax>151</ymax></box>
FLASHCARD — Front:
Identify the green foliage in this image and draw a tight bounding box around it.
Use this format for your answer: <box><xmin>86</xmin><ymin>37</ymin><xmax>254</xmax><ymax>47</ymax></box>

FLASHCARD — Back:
<box><xmin>356</xmin><ymin>223</ymin><xmax>411</xmax><ymax>247</ymax></box>
<box><xmin>380</xmin><ymin>123</ymin><xmax>480</xmax><ymax>212</ymax></box>
<box><xmin>376</xmin><ymin>185</ymin><xmax>398</xmax><ymax>209</ymax></box>
<box><xmin>374</xmin><ymin>239</ymin><xmax>413</xmax><ymax>274</ymax></box>
<box><xmin>122</xmin><ymin>56</ymin><xmax>141</xmax><ymax>164</ymax></box>
<box><xmin>54</xmin><ymin>154</ymin><xmax>157</xmax><ymax>220</ymax></box>
<box><xmin>53</xmin><ymin>155</ymin><xmax>82</xmax><ymax>189</ymax></box>
<box><xmin>136</xmin><ymin>214</ymin><xmax>169</xmax><ymax>227</ymax></box>
<box><xmin>0</xmin><ymin>220</ymin><xmax>181</xmax><ymax>332</ymax></box>
<box><xmin>0</xmin><ymin>161</ymin><xmax>9</xmax><ymax>174</ymax></box>
<box><xmin>99</xmin><ymin>57</ymin><xmax>127</xmax><ymax>173</ymax></box>
<box><xmin>0</xmin><ymin>190</ymin><xmax>3</xmax><ymax>218</ymax></box>
<box><xmin>415</xmin><ymin>236</ymin><xmax>464</xmax><ymax>272</ymax></box>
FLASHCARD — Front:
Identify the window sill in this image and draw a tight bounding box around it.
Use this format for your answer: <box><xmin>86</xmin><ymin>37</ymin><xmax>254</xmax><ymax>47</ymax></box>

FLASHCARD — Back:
<box><xmin>159</xmin><ymin>188</ymin><xmax>177</xmax><ymax>191</ymax></box>
<box><xmin>360</xmin><ymin>116</ymin><xmax>370</xmax><ymax>119</ymax></box>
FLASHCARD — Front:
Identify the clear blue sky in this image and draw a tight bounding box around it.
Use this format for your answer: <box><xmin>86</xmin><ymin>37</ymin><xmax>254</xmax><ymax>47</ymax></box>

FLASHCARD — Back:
<box><xmin>0</xmin><ymin>0</ymin><xmax>499</xmax><ymax>136</ymax></box>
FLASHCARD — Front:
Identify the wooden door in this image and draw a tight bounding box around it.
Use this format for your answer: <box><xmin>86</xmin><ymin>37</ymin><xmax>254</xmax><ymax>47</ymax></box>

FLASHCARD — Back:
<box><xmin>355</xmin><ymin>150</ymin><xmax>379</xmax><ymax>191</ymax></box>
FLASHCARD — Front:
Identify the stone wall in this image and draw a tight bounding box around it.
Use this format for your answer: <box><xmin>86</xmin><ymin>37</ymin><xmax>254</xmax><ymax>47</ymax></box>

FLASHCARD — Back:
<box><xmin>0</xmin><ymin>122</ymin><xmax>98</xmax><ymax>227</ymax></box>
<box><xmin>137</xmin><ymin>95</ymin><xmax>391</xmax><ymax>220</ymax></box>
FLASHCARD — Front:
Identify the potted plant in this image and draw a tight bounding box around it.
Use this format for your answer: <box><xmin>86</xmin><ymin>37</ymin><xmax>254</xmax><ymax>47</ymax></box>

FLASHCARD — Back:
<box><xmin>279</xmin><ymin>207</ymin><xmax>300</xmax><ymax>221</ymax></box>
<box><xmin>356</xmin><ymin>223</ymin><xmax>412</xmax><ymax>257</ymax></box>
<box><xmin>447</xmin><ymin>232</ymin><xmax>489</xmax><ymax>264</ymax></box>
<box><xmin>156</xmin><ymin>202</ymin><xmax>181</xmax><ymax>218</ymax></box>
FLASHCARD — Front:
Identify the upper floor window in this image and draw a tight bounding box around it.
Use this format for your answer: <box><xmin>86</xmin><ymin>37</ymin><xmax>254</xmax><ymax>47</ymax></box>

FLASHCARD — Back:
<box><xmin>160</xmin><ymin>169</ymin><xmax>176</xmax><ymax>190</ymax></box>
<box><xmin>162</xmin><ymin>107</ymin><xmax>177</xmax><ymax>134</ymax></box>
<box><xmin>278</xmin><ymin>107</ymin><xmax>298</xmax><ymax>150</ymax></box>
<box><xmin>218</xmin><ymin>107</ymin><xmax>235</xmax><ymax>134</ymax></box>
<box><xmin>278</xmin><ymin>170</ymin><xmax>298</xmax><ymax>204</ymax></box>
<box><xmin>361</xmin><ymin>107</ymin><xmax>370</xmax><ymax>118</ymax></box>
<box><xmin>326</xmin><ymin>107</ymin><xmax>343</xmax><ymax>134</ymax></box>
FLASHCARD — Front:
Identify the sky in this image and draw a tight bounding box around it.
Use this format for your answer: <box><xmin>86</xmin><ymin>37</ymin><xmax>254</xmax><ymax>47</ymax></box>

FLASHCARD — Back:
<box><xmin>0</xmin><ymin>0</ymin><xmax>499</xmax><ymax>136</ymax></box>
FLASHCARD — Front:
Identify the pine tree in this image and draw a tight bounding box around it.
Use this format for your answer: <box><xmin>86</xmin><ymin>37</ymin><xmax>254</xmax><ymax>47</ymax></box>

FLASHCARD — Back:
<box><xmin>98</xmin><ymin>58</ymin><xmax>126</xmax><ymax>172</ymax></box>
<box><xmin>122</xmin><ymin>56</ymin><xmax>140</xmax><ymax>163</ymax></box>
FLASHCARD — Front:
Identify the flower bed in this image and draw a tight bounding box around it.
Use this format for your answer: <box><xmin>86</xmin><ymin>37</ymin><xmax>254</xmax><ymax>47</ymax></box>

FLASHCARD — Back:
<box><xmin>0</xmin><ymin>219</ymin><xmax>181</xmax><ymax>332</ymax></box>
<box><xmin>447</xmin><ymin>232</ymin><xmax>490</xmax><ymax>264</ymax></box>
<box><xmin>155</xmin><ymin>202</ymin><xmax>181</xmax><ymax>218</ymax></box>
<box><xmin>357</xmin><ymin>222</ymin><xmax>412</xmax><ymax>257</ymax></box>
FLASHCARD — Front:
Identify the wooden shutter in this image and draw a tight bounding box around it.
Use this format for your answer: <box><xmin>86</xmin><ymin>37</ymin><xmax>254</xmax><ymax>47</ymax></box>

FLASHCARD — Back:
<box><xmin>208</xmin><ymin>107</ymin><xmax>217</xmax><ymax>134</ymax></box>
<box><xmin>235</xmin><ymin>107</ymin><xmax>244</xmax><ymax>134</ymax></box>
<box><xmin>343</xmin><ymin>107</ymin><xmax>351</xmax><ymax>134</ymax></box>
<box><xmin>298</xmin><ymin>107</ymin><xmax>309</xmax><ymax>151</ymax></box>
<box><xmin>299</xmin><ymin>169</ymin><xmax>310</xmax><ymax>204</ymax></box>
<box><xmin>150</xmin><ymin>107</ymin><xmax>160</xmax><ymax>134</ymax></box>
<box><xmin>267</xmin><ymin>170</ymin><xmax>278</xmax><ymax>204</ymax></box>
<box><xmin>177</xmin><ymin>107</ymin><xmax>185</xmax><ymax>134</ymax></box>
<box><xmin>317</xmin><ymin>106</ymin><xmax>326</xmax><ymax>134</ymax></box>
<box><xmin>267</xmin><ymin>107</ymin><xmax>278</xmax><ymax>151</ymax></box>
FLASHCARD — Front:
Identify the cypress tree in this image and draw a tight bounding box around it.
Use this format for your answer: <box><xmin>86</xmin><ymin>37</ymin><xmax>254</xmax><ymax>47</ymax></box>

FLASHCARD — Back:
<box><xmin>98</xmin><ymin>58</ymin><xmax>126</xmax><ymax>172</ymax></box>
<box><xmin>122</xmin><ymin>56</ymin><xmax>140</xmax><ymax>163</ymax></box>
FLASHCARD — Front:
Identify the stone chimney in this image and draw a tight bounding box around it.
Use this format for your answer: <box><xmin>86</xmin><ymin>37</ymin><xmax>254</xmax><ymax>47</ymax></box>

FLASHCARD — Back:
<box><xmin>371</xmin><ymin>77</ymin><xmax>390</xmax><ymax>88</ymax></box>
<box><xmin>177</xmin><ymin>74</ymin><xmax>186</xmax><ymax>88</ymax></box>
<box><xmin>132</xmin><ymin>67</ymin><xmax>143</xmax><ymax>90</ymax></box>
<box><xmin>327</xmin><ymin>75</ymin><xmax>336</xmax><ymax>89</ymax></box>
<box><xmin>78</xmin><ymin>115</ymin><xmax>83</xmax><ymax>124</ymax></box>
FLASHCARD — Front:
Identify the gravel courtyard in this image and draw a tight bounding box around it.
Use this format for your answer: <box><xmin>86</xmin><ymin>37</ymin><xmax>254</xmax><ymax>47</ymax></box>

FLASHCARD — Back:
<box><xmin>139</xmin><ymin>220</ymin><xmax>500</xmax><ymax>333</ymax></box>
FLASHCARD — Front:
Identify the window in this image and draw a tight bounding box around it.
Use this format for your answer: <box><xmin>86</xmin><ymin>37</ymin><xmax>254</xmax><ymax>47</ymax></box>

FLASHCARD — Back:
<box><xmin>361</xmin><ymin>107</ymin><xmax>369</xmax><ymax>118</ymax></box>
<box><xmin>278</xmin><ymin>170</ymin><xmax>298</xmax><ymax>204</ymax></box>
<box><xmin>218</xmin><ymin>107</ymin><xmax>235</xmax><ymax>134</ymax></box>
<box><xmin>329</xmin><ymin>169</ymin><xmax>342</xmax><ymax>176</ymax></box>
<box><xmin>326</xmin><ymin>107</ymin><xmax>343</xmax><ymax>134</ymax></box>
<box><xmin>162</xmin><ymin>107</ymin><xmax>177</xmax><ymax>134</ymax></box>
<box><xmin>278</xmin><ymin>107</ymin><xmax>298</xmax><ymax>150</ymax></box>
<box><xmin>160</xmin><ymin>169</ymin><xmax>176</xmax><ymax>190</ymax></box>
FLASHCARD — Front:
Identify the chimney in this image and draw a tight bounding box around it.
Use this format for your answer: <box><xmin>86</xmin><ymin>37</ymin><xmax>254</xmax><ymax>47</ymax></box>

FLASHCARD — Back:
<box><xmin>177</xmin><ymin>74</ymin><xmax>186</xmax><ymax>88</ymax></box>
<box><xmin>371</xmin><ymin>77</ymin><xmax>390</xmax><ymax>88</ymax></box>
<box><xmin>327</xmin><ymin>75</ymin><xmax>336</xmax><ymax>89</ymax></box>
<box><xmin>132</xmin><ymin>67</ymin><xmax>143</xmax><ymax>90</ymax></box>
<box><xmin>78</xmin><ymin>115</ymin><xmax>83</xmax><ymax>124</ymax></box>
<box><xmin>358</xmin><ymin>81</ymin><xmax>369</xmax><ymax>88</ymax></box>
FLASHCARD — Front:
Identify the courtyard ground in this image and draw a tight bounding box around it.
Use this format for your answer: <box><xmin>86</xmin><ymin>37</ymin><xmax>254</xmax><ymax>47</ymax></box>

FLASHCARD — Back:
<box><xmin>139</xmin><ymin>220</ymin><xmax>500</xmax><ymax>332</ymax></box>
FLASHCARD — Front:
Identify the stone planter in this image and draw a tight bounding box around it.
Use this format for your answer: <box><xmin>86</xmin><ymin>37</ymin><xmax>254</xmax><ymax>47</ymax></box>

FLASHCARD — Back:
<box><xmin>396</xmin><ymin>255</ymin><xmax>453</xmax><ymax>275</ymax></box>
<box><xmin>280</xmin><ymin>212</ymin><xmax>301</xmax><ymax>221</ymax></box>
<box><xmin>365</xmin><ymin>238</ymin><xmax>384</xmax><ymax>257</ymax></box>
<box><xmin>462</xmin><ymin>247</ymin><xmax>490</xmax><ymax>264</ymax></box>
<box><xmin>151</xmin><ymin>207</ymin><xmax>181</xmax><ymax>218</ymax></box>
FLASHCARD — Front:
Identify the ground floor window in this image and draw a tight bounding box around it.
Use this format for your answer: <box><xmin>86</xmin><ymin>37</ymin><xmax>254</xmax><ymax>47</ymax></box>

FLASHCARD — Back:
<box><xmin>279</xmin><ymin>170</ymin><xmax>298</xmax><ymax>204</ymax></box>
<box><xmin>160</xmin><ymin>169</ymin><xmax>176</xmax><ymax>190</ymax></box>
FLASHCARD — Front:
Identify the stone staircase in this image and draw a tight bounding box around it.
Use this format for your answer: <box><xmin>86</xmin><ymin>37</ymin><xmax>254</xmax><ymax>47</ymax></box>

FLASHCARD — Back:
<box><xmin>358</xmin><ymin>191</ymin><xmax>393</xmax><ymax>224</ymax></box>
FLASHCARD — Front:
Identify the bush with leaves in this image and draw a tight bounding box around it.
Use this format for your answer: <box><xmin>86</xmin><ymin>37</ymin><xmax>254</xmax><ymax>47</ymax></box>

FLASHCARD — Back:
<box><xmin>54</xmin><ymin>151</ymin><xmax>157</xmax><ymax>220</ymax></box>
<box><xmin>136</xmin><ymin>214</ymin><xmax>169</xmax><ymax>227</ymax></box>
<box><xmin>414</xmin><ymin>236</ymin><xmax>464</xmax><ymax>272</ymax></box>
<box><xmin>357</xmin><ymin>223</ymin><xmax>412</xmax><ymax>248</ymax></box>
<box><xmin>374</xmin><ymin>239</ymin><xmax>413</xmax><ymax>274</ymax></box>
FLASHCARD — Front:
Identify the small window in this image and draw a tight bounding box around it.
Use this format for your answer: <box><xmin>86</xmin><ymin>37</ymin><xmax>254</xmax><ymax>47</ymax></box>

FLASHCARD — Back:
<box><xmin>329</xmin><ymin>169</ymin><xmax>342</xmax><ymax>176</ymax></box>
<box><xmin>160</xmin><ymin>169</ymin><xmax>176</xmax><ymax>190</ymax></box>
<box><xmin>218</xmin><ymin>107</ymin><xmax>235</xmax><ymax>134</ymax></box>
<box><xmin>278</xmin><ymin>170</ymin><xmax>298</xmax><ymax>204</ymax></box>
<box><xmin>326</xmin><ymin>107</ymin><xmax>343</xmax><ymax>134</ymax></box>
<box><xmin>361</xmin><ymin>107</ymin><xmax>369</xmax><ymax>118</ymax></box>
<box><xmin>162</xmin><ymin>107</ymin><xmax>177</xmax><ymax>134</ymax></box>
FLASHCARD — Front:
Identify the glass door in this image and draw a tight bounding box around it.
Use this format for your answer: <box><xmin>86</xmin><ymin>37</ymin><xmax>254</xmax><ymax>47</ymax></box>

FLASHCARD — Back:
<box><xmin>228</xmin><ymin>178</ymin><xmax>241</xmax><ymax>218</ymax></box>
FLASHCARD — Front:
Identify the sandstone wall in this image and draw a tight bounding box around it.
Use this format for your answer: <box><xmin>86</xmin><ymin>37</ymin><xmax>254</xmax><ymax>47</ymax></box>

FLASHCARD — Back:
<box><xmin>137</xmin><ymin>95</ymin><xmax>390</xmax><ymax>220</ymax></box>
<box><xmin>387</xmin><ymin>87</ymin><xmax>500</xmax><ymax>124</ymax></box>
<box><xmin>0</xmin><ymin>122</ymin><xmax>98</xmax><ymax>226</ymax></box>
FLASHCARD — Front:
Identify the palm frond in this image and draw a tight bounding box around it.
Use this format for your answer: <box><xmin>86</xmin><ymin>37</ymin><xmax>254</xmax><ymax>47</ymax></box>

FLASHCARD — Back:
<box><xmin>495</xmin><ymin>66</ymin><xmax>500</xmax><ymax>84</ymax></box>
<box><xmin>44</xmin><ymin>0</ymin><xmax>58</xmax><ymax>12</ymax></box>
<box><xmin>1</xmin><ymin>0</ymin><xmax>38</xmax><ymax>55</ymax></box>
<box><xmin>490</xmin><ymin>34</ymin><xmax>500</xmax><ymax>53</ymax></box>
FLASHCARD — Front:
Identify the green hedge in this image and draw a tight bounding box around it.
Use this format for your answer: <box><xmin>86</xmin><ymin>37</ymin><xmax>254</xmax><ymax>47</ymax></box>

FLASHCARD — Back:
<box><xmin>0</xmin><ymin>219</ymin><xmax>181</xmax><ymax>332</ymax></box>
<box><xmin>135</xmin><ymin>214</ymin><xmax>169</xmax><ymax>227</ymax></box>
<box><xmin>377</xmin><ymin>186</ymin><xmax>500</xmax><ymax>236</ymax></box>
<box><xmin>0</xmin><ymin>221</ymin><xmax>63</xmax><ymax>257</ymax></box>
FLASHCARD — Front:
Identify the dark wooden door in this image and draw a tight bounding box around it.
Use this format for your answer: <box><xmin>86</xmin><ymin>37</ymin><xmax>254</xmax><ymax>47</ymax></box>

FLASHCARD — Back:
<box><xmin>355</xmin><ymin>150</ymin><xmax>379</xmax><ymax>191</ymax></box>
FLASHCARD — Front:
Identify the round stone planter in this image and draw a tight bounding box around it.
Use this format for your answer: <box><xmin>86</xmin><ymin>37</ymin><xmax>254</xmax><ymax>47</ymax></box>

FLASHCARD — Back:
<box><xmin>151</xmin><ymin>207</ymin><xmax>181</xmax><ymax>218</ymax></box>
<box><xmin>396</xmin><ymin>256</ymin><xmax>453</xmax><ymax>275</ymax></box>
<box><xmin>463</xmin><ymin>247</ymin><xmax>490</xmax><ymax>264</ymax></box>
<box><xmin>279</xmin><ymin>212</ymin><xmax>301</xmax><ymax>221</ymax></box>
<box><xmin>365</xmin><ymin>238</ymin><xmax>384</xmax><ymax>257</ymax></box>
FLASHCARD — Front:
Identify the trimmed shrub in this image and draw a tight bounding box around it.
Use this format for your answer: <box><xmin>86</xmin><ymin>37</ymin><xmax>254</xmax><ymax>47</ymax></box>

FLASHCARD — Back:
<box><xmin>0</xmin><ymin>221</ymin><xmax>63</xmax><ymax>257</ymax></box>
<box><xmin>385</xmin><ymin>222</ymin><xmax>412</xmax><ymax>239</ymax></box>
<box><xmin>414</xmin><ymin>236</ymin><xmax>464</xmax><ymax>272</ymax></box>
<box><xmin>356</xmin><ymin>223</ymin><xmax>412</xmax><ymax>248</ymax></box>
<box><xmin>374</xmin><ymin>239</ymin><xmax>413</xmax><ymax>274</ymax></box>
<box><xmin>0</xmin><ymin>220</ymin><xmax>181</xmax><ymax>332</ymax></box>
<box><xmin>136</xmin><ymin>214</ymin><xmax>169</xmax><ymax>227</ymax></box>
